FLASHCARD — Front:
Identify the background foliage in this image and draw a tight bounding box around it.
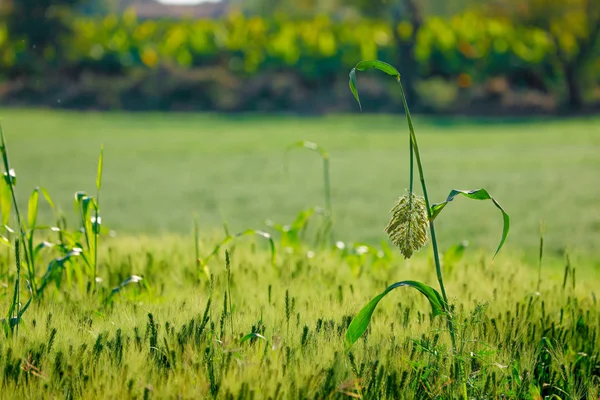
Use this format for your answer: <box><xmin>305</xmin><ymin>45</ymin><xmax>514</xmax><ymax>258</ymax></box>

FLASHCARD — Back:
<box><xmin>0</xmin><ymin>1</ymin><xmax>598</xmax><ymax>112</ymax></box>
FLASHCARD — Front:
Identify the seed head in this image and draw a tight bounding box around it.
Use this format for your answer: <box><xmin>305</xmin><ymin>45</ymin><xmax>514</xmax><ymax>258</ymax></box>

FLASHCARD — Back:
<box><xmin>385</xmin><ymin>193</ymin><xmax>429</xmax><ymax>259</ymax></box>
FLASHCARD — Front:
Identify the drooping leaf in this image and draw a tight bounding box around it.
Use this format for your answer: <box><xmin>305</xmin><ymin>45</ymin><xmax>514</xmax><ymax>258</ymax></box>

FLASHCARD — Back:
<box><xmin>349</xmin><ymin>60</ymin><xmax>401</xmax><ymax>110</ymax></box>
<box><xmin>345</xmin><ymin>280</ymin><xmax>445</xmax><ymax>348</ymax></box>
<box><xmin>27</xmin><ymin>188</ymin><xmax>39</xmax><ymax>229</ymax></box>
<box><xmin>430</xmin><ymin>189</ymin><xmax>510</xmax><ymax>258</ymax></box>
<box><xmin>355</xmin><ymin>60</ymin><xmax>401</xmax><ymax>77</ymax></box>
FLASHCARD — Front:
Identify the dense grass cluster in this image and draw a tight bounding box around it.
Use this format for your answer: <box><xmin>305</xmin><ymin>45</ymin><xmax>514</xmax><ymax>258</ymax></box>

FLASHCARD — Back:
<box><xmin>0</xmin><ymin>239</ymin><xmax>598</xmax><ymax>398</ymax></box>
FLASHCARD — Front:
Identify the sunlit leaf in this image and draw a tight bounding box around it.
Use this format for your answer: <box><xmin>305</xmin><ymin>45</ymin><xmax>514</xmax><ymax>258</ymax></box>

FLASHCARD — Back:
<box><xmin>431</xmin><ymin>189</ymin><xmax>510</xmax><ymax>258</ymax></box>
<box><xmin>349</xmin><ymin>60</ymin><xmax>401</xmax><ymax>110</ymax></box>
<box><xmin>345</xmin><ymin>280</ymin><xmax>445</xmax><ymax>348</ymax></box>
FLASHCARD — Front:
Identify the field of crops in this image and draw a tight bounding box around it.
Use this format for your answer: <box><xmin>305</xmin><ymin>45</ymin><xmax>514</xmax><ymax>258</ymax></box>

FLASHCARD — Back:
<box><xmin>0</xmin><ymin>102</ymin><xmax>599</xmax><ymax>398</ymax></box>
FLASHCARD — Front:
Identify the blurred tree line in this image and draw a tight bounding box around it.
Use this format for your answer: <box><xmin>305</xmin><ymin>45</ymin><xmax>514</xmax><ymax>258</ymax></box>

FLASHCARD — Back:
<box><xmin>0</xmin><ymin>0</ymin><xmax>598</xmax><ymax>112</ymax></box>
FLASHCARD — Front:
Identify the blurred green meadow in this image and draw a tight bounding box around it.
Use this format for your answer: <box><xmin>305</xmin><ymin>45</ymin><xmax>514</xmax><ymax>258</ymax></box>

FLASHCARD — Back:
<box><xmin>2</xmin><ymin>108</ymin><xmax>599</xmax><ymax>261</ymax></box>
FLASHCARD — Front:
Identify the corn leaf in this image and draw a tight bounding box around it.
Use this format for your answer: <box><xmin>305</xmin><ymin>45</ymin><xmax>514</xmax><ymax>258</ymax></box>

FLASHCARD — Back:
<box><xmin>431</xmin><ymin>189</ymin><xmax>510</xmax><ymax>258</ymax></box>
<box><xmin>345</xmin><ymin>280</ymin><xmax>444</xmax><ymax>348</ymax></box>
<box><xmin>349</xmin><ymin>60</ymin><xmax>400</xmax><ymax>110</ymax></box>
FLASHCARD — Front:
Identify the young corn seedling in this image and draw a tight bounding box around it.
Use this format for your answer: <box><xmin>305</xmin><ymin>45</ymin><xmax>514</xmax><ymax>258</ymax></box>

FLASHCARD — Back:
<box><xmin>344</xmin><ymin>61</ymin><xmax>510</xmax><ymax>396</ymax></box>
<box><xmin>37</xmin><ymin>148</ymin><xmax>105</xmax><ymax>296</ymax></box>
<box><xmin>0</xmin><ymin>125</ymin><xmax>36</xmax><ymax>292</ymax></box>
<box><xmin>0</xmin><ymin>123</ymin><xmax>80</xmax><ymax>299</ymax></box>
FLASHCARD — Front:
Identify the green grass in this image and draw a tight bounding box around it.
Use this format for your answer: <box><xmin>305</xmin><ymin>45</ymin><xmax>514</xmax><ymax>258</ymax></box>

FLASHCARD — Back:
<box><xmin>0</xmin><ymin>239</ymin><xmax>598</xmax><ymax>398</ymax></box>
<box><xmin>0</xmin><ymin>108</ymin><xmax>599</xmax><ymax>398</ymax></box>
<box><xmin>2</xmin><ymin>109</ymin><xmax>599</xmax><ymax>261</ymax></box>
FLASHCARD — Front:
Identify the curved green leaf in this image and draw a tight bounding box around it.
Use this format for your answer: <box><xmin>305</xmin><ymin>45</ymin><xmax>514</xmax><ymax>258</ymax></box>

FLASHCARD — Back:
<box><xmin>349</xmin><ymin>60</ymin><xmax>401</xmax><ymax>110</ymax></box>
<box><xmin>345</xmin><ymin>280</ymin><xmax>445</xmax><ymax>348</ymax></box>
<box><xmin>431</xmin><ymin>189</ymin><xmax>510</xmax><ymax>258</ymax></box>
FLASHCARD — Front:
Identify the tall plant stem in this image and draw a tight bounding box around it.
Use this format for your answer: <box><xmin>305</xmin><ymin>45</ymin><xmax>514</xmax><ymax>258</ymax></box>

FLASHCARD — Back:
<box><xmin>92</xmin><ymin>196</ymin><xmax>99</xmax><ymax>292</ymax></box>
<box><xmin>398</xmin><ymin>81</ymin><xmax>461</xmax><ymax>381</ymax></box>
<box><xmin>93</xmin><ymin>146</ymin><xmax>104</xmax><ymax>293</ymax></box>
<box><xmin>0</xmin><ymin>127</ymin><xmax>37</xmax><ymax>295</ymax></box>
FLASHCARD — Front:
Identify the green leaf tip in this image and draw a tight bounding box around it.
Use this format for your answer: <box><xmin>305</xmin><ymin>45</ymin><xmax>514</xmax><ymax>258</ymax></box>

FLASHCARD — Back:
<box><xmin>349</xmin><ymin>60</ymin><xmax>401</xmax><ymax>111</ymax></box>
<box><xmin>430</xmin><ymin>188</ymin><xmax>510</xmax><ymax>259</ymax></box>
<box><xmin>345</xmin><ymin>280</ymin><xmax>445</xmax><ymax>349</ymax></box>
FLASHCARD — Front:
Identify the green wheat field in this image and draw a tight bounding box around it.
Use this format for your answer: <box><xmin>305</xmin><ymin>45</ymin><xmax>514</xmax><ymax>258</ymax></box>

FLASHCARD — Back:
<box><xmin>0</xmin><ymin>107</ymin><xmax>599</xmax><ymax>399</ymax></box>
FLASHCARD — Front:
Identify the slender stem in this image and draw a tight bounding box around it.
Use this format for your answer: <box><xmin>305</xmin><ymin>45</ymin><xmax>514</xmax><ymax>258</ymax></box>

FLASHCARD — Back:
<box><xmin>398</xmin><ymin>81</ymin><xmax>462</xmax><ymax>384</ymax></box>
<box><xmin>14</xmin><ymin>240</ymin><xmax>20</xmax><ymax>336</ymax></box>
<box><xmin>0</xmin><ymin>127</ymin><xmax>36</xmax><ymax>295</ymax></box>
<box><xmin>398</xmin><ymin>81</ymin><xmax>449</xmax><ymax>307</ymax></box>
<box><xmin>92</xmin><ymin>147</ymin><xmax>103</xmax><ymax>293</ymax></box>
<box><xmin>409</xmin><ymin>138</ymin><xmax>414</xmax><ymax>194</ymax></box>
<box><xmin>536</xmin><ymin>221</ymin><xmax>544</xmax><ymax>292</ymax></box>
<box><xmin>93</xmin><ymin>197</ymin><xmax>99</xmax><ymax>292</ymax></box>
